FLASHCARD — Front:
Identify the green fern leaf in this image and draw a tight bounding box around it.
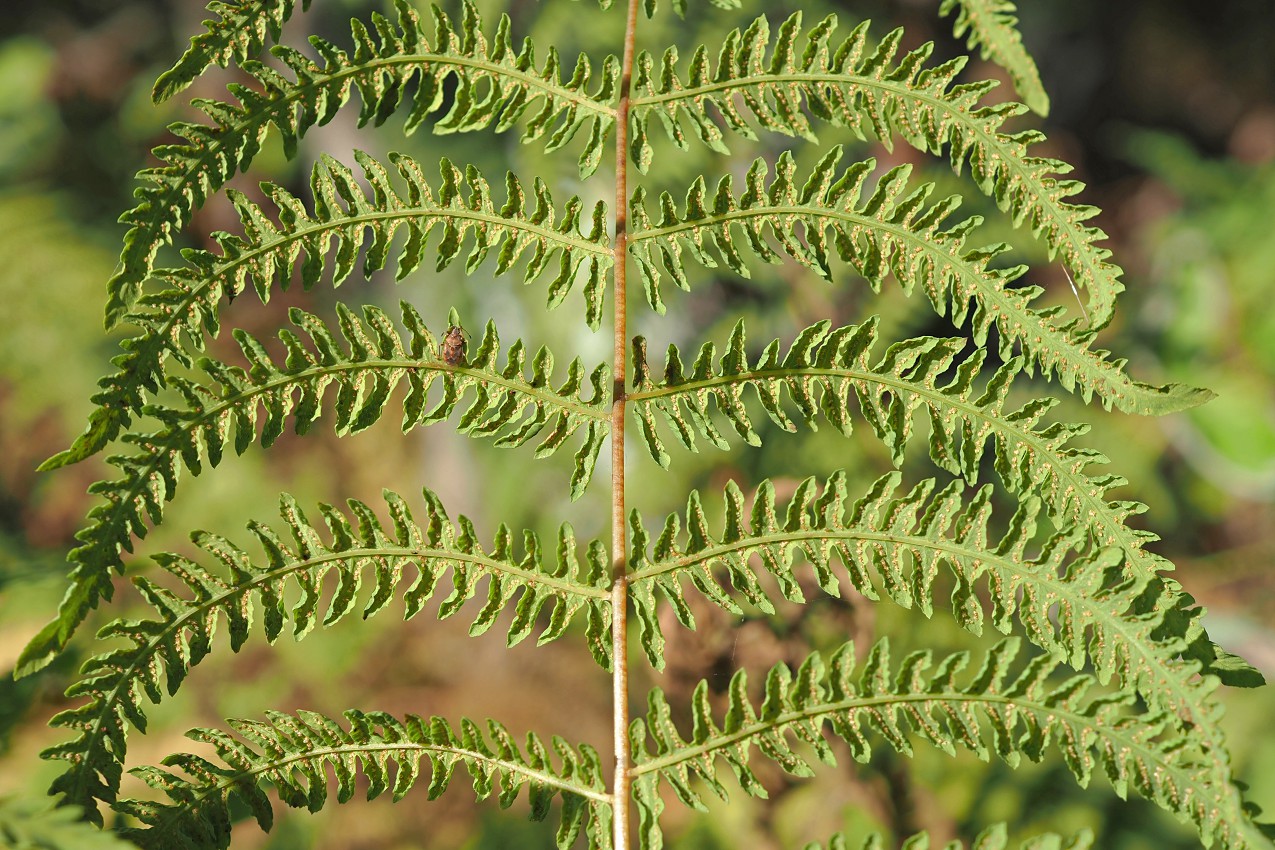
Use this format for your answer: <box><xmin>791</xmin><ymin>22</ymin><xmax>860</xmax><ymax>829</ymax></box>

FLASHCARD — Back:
<box><xmin>629</xmin><ymin>317</ymin><xmax>1144</xmax><ymax>548</ymax></box>
<box><xmin>46</xmin><ymin>150</ymin><xmax>610</xmax><ymax>471</ymax></box>
<box><xmin>631</xmin><ymin>638</ymin><xmax>1238</xmax><ymax>850</ymax></box>
<box><xmin>116</xmin><ymin>709</ymin><xmax>612</xmax><ymax>850</ymax></box>
<box><xmin>628</xmin><ymin>12</ymin><xmax>1123</xmax><ymax>327</ymax></box>
<box><xmin>0</xmin><ymin>795</ymin><xmax>136</xmax><ymax>850</ymax></box>
<box><xmin>106</xmin><ymin>0</ymin><xmax>619</xmax><ymax>329</ymax></box>
<box><xmin>19</xmin><ymin>1</ymin><xmax>1264</xmax><ymax>846</ymax></box>
<box><xmin>17</xmin><ymin>305</ymin><xmax>607</xmax><ymax>678</ymax></box>
<box><xmin>626</xmin><ymin>317</ymin><xmax>1253</xmax><ymax>830</ymax></box>
<box><xmin>631</xmin><ymin>471</ymin><xmax>1136</xmax><ymax>679</ymax></box>
<box><xmin>802</xmin><ymin>824</ymin><xmax>1094</xmax><ymax>850</ymax></box>
<box><xmin>151</xmin><ymin>0</ymin><xmax>313</xmax><ymax>102</ymax></box>
<box><xmin>629</xmin><ymin>318</ymin><xmax>1172</xmax><ymax>600</ymax></box>
<box><xmin>628</xmin><ymin>148</ymin><xmax>1210</xmax><ymax>416</ymax></box>
<box><xmin>940</xmin><ymin>0</ymin><xmax>1050</xmax><ymax>116</ymax></box>
<box><xmin>43</xmin><ymin>489</ymin><xmax>610</xmax><ymax>819</ymax></box>
<box><xmin>626</xmin><ymin>471</ymin><xmax>1256</xmax><ymax>844</ymax></box>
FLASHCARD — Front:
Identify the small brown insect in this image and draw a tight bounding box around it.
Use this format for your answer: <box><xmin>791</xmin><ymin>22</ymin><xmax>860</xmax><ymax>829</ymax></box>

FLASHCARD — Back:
<box><xmin>441</xmin><ymin>325</ymin><xmax>467</xmax><ymax>366</ymax></box>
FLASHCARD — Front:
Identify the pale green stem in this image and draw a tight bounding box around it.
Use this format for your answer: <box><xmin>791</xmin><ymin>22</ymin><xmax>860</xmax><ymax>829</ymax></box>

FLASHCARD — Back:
<box><xmin>611</xmin><ymin>0</ymin><xmax>642</xmax><ymax>844</ymax></box>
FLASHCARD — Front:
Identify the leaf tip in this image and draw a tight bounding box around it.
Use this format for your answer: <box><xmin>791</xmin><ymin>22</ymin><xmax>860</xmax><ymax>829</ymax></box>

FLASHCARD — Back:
<box><xmin>14</xmin><ymin>620</ymin><xmax>66</xmax><ymax>679</ymax></box>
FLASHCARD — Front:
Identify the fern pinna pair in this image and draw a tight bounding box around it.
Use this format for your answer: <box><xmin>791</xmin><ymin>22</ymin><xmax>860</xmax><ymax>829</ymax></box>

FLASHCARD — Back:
<box><xmin>14</xmin><ymin>0</ymin><xmax>1271</xmax><ymax>848</ymax></box>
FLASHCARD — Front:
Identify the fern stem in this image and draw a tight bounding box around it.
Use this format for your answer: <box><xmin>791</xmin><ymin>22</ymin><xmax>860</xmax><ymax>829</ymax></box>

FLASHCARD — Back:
<box><xmin>611</xmin><ymin>0</ymin><xmax>642</xmax><ymax>845</ymax></box>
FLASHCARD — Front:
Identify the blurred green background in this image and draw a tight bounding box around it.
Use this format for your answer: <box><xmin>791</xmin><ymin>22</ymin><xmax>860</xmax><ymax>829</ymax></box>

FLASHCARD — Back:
<box><xmin>0</xmin><ymin>1</ymin><xmax>1272</xmax><ymax>848</ymax></box>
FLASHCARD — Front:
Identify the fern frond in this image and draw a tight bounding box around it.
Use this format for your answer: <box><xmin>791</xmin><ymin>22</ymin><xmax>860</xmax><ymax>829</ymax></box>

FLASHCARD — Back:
<box><xmin>152</xmin><ymin>0</ymin><xmax>313</xmax><ymax>102</ymax></box>
<box><xmin>627</xmin><ymin>319</ymin><xmax>1208</xmax><ymax>654</ymax></box>
<box><xmin>17</xmin><ymin>305</ymin><xmax>607</xmax><ymax>677</ymax></box>
<box><xmin>631</xmin><ymin>638</ymin><xmax>1235</xmax><ymax>850</ymax></box>
<box><xmin>629</xmin><ymin>318</ymin><xmax>1141</xmax><ymax>551</ymax></box>
<box><xmin>628</xmin><ymin>12</ymin><xmax>1123</xmax><ymax>327</ymax></box>
<box><xmin>44</xmin><ymin>489</ymin><xmax>610</xmax><ymax>819</ymax></box>
<box><xmin>49</xmin><ymin>150</ymin><xmax>610</xmax><ymax>471</ymax></box>
<box><xmin>628</xmin><ymin>148</ymin><xmax>1209</xmax><ymax>415</ymax></box>
<box><xmin>107</xmin><ymin>0</ymin><xmax>619</xmax><ymax>328</ymax></box>
<box><xmin>0</xmin><ymin>795</ymin><xmax>136</xmax><ymax>850</ymax></box>
<box><xmin>939</xmin><ymin>0</ymin><xmax>1049</xmax><ymax>116</ymax></box>
<box><xmin>803</xmin><ymin>824</ymin><xmax>1094</xmax><ymax>850</ymax></box>
<box><xmin>626</xmin><ymin>472</ymin><xmax>1251</xmax><ymax>839</ymax></box>
<box><xmin>629</xmin><ymin>319</ymin><xmax>1171</xmax><ymax>602</ymax></box>
<box><xmin>629</xmin><ymin>320</ymin><xmax>1261</xmax><ymax>846</ymax></box>
<box><xmin>117</xmin><ymin>709</ymin><xmax>612</xmax><ymax>850</ymax></box>
<box><xmin>630</xmin><ymin>471</ymin><xmax>1123</xmax><ymax>676</ymax></box>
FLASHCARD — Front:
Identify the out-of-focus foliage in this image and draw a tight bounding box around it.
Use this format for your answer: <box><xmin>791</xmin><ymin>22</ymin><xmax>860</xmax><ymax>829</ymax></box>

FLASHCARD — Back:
<box><xmin>0</xmin><ymin>795</ymin><xmax>137</xmax><ymax>850</ymax></box>
<box><xmin>1126</xmin><ymin>131</ymin><xmax>1275</xmax><ymax>505</ymax></box>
